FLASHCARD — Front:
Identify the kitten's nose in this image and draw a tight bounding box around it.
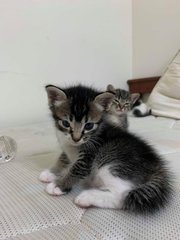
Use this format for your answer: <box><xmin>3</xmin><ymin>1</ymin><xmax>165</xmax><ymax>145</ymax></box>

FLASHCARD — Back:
<box><xmin>72</xmin><ymin>137</ymin><xmax>81</xmax><ymax>142</ymax></box>
<box><xmin>117</xmin><ymin>106</ymin><xmax>122</xmax><ymax>111</ymax></box>
<box><xmin>72</xmin><ymin>125</ymin><xmax>82</xmax><ymax>142</ymax></box>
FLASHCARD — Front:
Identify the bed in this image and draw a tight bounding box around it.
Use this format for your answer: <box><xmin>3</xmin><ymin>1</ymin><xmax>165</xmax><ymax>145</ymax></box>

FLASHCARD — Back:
<box><xmin>0</xmin><ymin>77</ymin><xmax>180</xmax><ymax>240</ymax></box>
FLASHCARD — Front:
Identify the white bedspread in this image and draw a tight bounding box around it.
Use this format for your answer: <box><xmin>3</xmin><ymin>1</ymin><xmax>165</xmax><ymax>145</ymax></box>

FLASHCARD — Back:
<box><xmin>0</xmin><ymin>116</ymin><xmax>180</xmax><ymax>240</ymax></box>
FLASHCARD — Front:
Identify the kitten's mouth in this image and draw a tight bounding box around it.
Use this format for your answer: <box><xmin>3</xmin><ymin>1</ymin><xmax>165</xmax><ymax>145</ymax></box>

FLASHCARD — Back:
<box><xmin>69</xmin><ymin>138</ymin><xmax>85</xmax><ymax>146</ymax></box>
<box><xmin>70</xmin><ymin>140</ymin><xmax>82</xmax><ymax>146</ymax></box>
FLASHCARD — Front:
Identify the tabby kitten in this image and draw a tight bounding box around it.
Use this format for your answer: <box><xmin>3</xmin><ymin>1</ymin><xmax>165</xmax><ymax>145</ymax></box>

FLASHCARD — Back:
<box><xmin>106</xmin><ymin>84</ymin><xmax>140</xmax><ymax>129</ymax></box>
<box><xmin>40</xmin><ymin>84</ymin><xmax>172</xmax><ymax>213</ymax></box>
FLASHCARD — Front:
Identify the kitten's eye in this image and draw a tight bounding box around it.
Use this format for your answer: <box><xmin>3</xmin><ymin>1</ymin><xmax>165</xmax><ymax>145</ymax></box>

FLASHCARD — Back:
<box><xmin>62</xmin><ymin>120</ymin><xmax>70</xmax><ymax>128</ymax></box>
<box><xmin>84</xmin><ymin>122</ymin><xmax>94</xmax><ymax>131</ymax></box>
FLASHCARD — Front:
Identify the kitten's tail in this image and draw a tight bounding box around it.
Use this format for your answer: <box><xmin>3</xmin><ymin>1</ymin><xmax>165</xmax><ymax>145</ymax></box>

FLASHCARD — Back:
<box><xmin>123</xmin><ymin>169</ymin><xmax>173</xmax><ymax>213</ymax></box>
<box><xmin>132</xmin><ymin>108</ymin><xmax>151</xmax><ymax>117</ymax></box>
<box><xmin>132</xmin><ymin>102</ymin><xmax>151</xmax><ymax>117</ymax></box>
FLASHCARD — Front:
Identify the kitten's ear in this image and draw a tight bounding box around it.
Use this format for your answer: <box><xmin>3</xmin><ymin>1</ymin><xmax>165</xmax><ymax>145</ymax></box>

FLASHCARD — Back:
<box><xmin>131</xmin><ymin>93</ymin><xmax>140</xmax><ymax>104</ymax></box>
<box><xmin>107</xmin><ymin>84</ymin><xmax>116</xmax><ymax>93</ymax></box>
<box><xmin>46</xmin><ymin>85</ymin><xmax>67</xmax><ymax>107</ymax></box>
<box><xmin>94</xmin><ymin>92</ymin><xmax>115</xmax><ymax>111</ymax></box>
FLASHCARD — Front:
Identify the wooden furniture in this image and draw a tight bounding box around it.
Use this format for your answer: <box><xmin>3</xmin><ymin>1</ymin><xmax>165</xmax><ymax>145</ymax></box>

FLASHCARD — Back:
<box><xmin>127</xmin><ymin>76</ymin><xmax>160</xmax><ymax>94</ymax></box>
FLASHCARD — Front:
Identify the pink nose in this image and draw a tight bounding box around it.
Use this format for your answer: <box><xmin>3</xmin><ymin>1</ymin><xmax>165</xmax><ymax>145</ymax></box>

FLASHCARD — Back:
<box><xmin>117</xmin><ymin>106</ymin><xmax>122</xmax><ymax>111</ymax></box>
<box><xmin>72</xmin><ymin>137</ymin><xmax>81</xmax><ymax>142</ymax></box>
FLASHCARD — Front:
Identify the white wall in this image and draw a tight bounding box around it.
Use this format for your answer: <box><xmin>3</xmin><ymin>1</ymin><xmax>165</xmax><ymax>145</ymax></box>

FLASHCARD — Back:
<box><xmin>0</xmin><ymin>0</ymin><xmax>132</xmax><ymax>128</ymax></box>
<box><xmin>133</xmin><ymin>0</ymin><xmax>180</xmax><ymax>78</ymax></box>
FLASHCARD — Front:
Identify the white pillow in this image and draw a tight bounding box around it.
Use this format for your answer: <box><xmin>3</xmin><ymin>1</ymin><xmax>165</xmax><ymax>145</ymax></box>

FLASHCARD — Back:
<box><xmin>148</xmin><ymin>50</ymin><xmax>180</xmax><ymax>119</ymax></box>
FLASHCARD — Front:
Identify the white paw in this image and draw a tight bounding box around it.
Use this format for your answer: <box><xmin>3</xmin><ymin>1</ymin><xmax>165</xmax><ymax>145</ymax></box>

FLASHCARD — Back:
<box><xmin>39</xmin><ymin>169</ymin><xmax>56</xmax><ymax>183</ymax></box>
<box><xmin>45</xmin><ymin>182</ymin><xmax>64</xmax><ymax>196</ymax></box>
<box><xmin>74</xmin><ymin>191</ymin><xmax>93</xmax><ymax>208</ymax></box>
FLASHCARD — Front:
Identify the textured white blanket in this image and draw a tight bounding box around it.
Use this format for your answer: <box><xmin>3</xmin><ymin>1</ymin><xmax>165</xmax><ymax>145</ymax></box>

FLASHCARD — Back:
<box><xmin>0</xmin><ymin>116</ymin><xmax>180</xmax><ymax>240</ymax></box>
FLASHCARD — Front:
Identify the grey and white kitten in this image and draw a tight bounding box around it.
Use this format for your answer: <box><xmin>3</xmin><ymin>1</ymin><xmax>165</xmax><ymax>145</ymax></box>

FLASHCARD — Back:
<box><xmin>106</xmin><ymin>84</ymin><xmax>140</xmax><ymax>129</ymax></box>
<box><xmin>39</xmin><ymin>84</ymin><xmax>172</xmax><ymax>213</ymax></box>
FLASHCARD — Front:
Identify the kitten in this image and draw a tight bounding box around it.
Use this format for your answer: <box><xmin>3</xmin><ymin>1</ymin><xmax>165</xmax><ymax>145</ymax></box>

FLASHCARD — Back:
<box><xmin>106</xmin><ymin>84</ymin><xmax>140</xmax><ymax>129</ymax></box>
<box><xmin>40</xmin><ymin>84</ymin><xmax>110</xmax><ymax>185</ymax></box>
<box><xmin>39</xmin><ymin>84</ymin><xmax>172</xmax><ymax>213</ymax></box>
<box><xmin>131</xmin><ymin>97</ymin><xmax>151</xmax><ymax>117</ymax></box>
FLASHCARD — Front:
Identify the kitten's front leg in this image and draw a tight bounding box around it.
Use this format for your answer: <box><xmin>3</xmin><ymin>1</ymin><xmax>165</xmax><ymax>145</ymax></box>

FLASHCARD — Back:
<box><xmin>45</xmin><ymin>157</ymin><xmax>92</xmax><ymax>196</ymax></box>
<box><xmin>39</xmin><ymin>152</ymin><xmax>70</xmax><ymax>183</ymax></box>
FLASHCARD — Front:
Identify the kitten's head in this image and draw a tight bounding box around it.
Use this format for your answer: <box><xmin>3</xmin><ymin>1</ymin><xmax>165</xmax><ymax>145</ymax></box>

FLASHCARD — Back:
<box><xmin>107</xmin><ymin>84</ymin><xmax>140</xmax><ymax>115</ymax></box>
<box><xmin>46</xmin><ymin>85</ymin><xmax>114</xmax><ymax>146</ymax></box>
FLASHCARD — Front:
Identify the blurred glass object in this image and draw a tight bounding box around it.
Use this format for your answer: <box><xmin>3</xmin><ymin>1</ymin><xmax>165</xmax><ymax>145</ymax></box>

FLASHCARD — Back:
<box><xmin>0</xmin><ymin>136</ymin><xmax>17</xmax><ymax>164</ymax></box>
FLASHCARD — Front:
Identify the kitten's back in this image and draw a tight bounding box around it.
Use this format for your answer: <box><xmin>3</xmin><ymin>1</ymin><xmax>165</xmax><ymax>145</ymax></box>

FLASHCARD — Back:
<box><xmin>93</xmin><ymin>123</ymin><xmax>173</xmax><ymax>213</ymax></box>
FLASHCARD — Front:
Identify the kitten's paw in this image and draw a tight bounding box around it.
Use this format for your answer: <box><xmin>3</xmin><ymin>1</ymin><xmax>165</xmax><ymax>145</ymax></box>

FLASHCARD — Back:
<box><xmin>74</xmin><ymin>191</ymin><xmax>93</xmax><ymax>208</ymax></box>
<box><xmin>45</xmin><ymin>182</ymin><xmax>64</xmax><ymax>196</ymax></box>
<box><xmin>39</xmin><ymin>169</ymin><xmax>56</xmax><ymax>183</ymax></box>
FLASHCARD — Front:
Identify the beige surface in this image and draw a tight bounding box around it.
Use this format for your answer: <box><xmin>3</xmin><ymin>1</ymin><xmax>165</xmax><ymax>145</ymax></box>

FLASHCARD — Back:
<box><xmin>132</xmin><ymin>0</ymin><xmax>180</xmax><ymax>78</ymax></box>
<box><xmin>1</xmin><ymin>117</ymin><xmax>180</xmax><ymax>240</ymax></box>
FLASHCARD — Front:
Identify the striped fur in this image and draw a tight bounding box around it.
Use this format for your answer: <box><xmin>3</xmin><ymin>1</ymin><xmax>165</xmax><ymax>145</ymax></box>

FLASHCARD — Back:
<box><xmin>41</xmin><ymin>84</ymin><xmax>173</xmax><ymax>214</ymax></box>
<box><xmin>107</xmin><ymin>85</ymin><xmax>151</xmax><ymax>124</ymax></box>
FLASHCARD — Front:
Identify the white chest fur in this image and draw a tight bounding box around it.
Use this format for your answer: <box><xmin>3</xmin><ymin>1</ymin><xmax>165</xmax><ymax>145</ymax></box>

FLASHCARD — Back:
<box><xmin>56</xmin><ymin>129</ymin><xmax>80</xmax><ymax>163</ymax></box>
